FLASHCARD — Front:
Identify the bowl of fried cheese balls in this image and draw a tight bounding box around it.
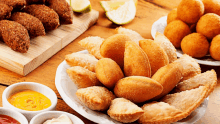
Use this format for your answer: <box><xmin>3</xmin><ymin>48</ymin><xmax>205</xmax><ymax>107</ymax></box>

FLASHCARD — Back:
<box><xmin>152</xmin><ymin>0</ymin><xmax>220</xmax><ymax>64</ymax></box>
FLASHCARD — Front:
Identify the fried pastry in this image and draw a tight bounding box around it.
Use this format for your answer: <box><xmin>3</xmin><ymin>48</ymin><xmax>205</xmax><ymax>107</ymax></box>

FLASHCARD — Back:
<box><xmin>139</xmin><ymin>39</ymin><xmax>169</xmax><ymax>75</ymax></box>
<box><xmin>78</xmin><ymin>36</ymin><xmax>104</xmax><ymax>59</ymax></box>
<box><xmin>174</xmin><ymin>54</ymin><xmax>201</xmax><ymax>82</ymax></box>
<box><xmin>173</xmin><ymin>70</ymin><xmax>217</xmax><ymax>97</ymax></box>
<box><xmin>167</xmin><ymin>8</ymin><xmax>178</xmax><ymax>24</ymax></box>
<box><xmin>210</xmin><ymin>35</ymin><xmax>220</xmax><ymax>60</ymax></box>
<box><xmin>65</xmin><ymin>53</ymin><xmax>98</xmax><ymax>72</ymax></box>
<box><xmin>0</xmin><ymin>3</ymin><xmax>13</xmax><ymax>20</ymax></box>
<box><xmin>138</xmin><ymin>102</ymin><xmax>183</xmax><ymax>124</ymax></box>
<box><xmin>76</xmin><ymin>86</ymin><xmax>115</xmax><ymax>111</ymax></box>
<box><xmin>107</xmin><ymin>98</ymin><xmax>144</xmax><ymax>123</ymax></box>
<box><xmin>100</xmin><ymin>34</ymin><xmax>131</xmax><ymax>68</ymax></box>
<box><xmin>114</xmin><ymin>76</ymin><xmax>163</xmax><ymax>103</ymax></box>
<box><xmin>154</xmin><ymin>32</ymin><xmax>177</xmax><ymax>63</ymax></box>
<box><xmin>95</xmin><ymin>58</ymin><xmax>124</xmax><ymax>89</ymax></box>
<box><xmin>151</xmin><ymin>62</ymin><xmax>183</xmax><ymax>100</ymax></box>
<box><xmin>124</xmin><ymin>41</ymin><xmax>151</xmax><ymax>77</ymax></box>
<box><xmin>66</xmin><ymin>66</ymin><xmax>102</xmax><ymax>88</ymax></box>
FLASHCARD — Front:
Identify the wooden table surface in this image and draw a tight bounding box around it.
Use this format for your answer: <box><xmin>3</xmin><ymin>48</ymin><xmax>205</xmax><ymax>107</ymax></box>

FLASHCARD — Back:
<box><xmin>0</xmin><ymin>0</ymin><xmax>220</xmax><ymax>124</ymax></box>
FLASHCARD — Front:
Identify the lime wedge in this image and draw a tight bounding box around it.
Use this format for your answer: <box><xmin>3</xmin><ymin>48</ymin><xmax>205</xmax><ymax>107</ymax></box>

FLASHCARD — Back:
<box><xmin>100</xmin><ymin>0</ymin><xmax>137</xmax><ymax>12</ymax></box>
<box><xmin>70</xmin><ymin>0</ymin><xmax>91</xmax><ymax>13</ymax></box>
<box><xmin>106</xmin><ymin>0</ymin><xmax>136</xmax><ymax>25</ymax></box>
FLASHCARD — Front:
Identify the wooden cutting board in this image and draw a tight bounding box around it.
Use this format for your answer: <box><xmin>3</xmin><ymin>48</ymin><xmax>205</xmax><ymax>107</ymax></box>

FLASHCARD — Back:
<box><xmin>0</xmin><ymin>10</ymin><xmax>99</xmax><ymax>76</ymax></box>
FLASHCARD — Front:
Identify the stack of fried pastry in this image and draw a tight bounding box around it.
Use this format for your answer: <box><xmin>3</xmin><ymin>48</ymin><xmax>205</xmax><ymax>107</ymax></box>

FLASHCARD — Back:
<box><xmin>65</xmin><ymin>27</ymin><xmax>217</xmax><ymax>124</ymax></box>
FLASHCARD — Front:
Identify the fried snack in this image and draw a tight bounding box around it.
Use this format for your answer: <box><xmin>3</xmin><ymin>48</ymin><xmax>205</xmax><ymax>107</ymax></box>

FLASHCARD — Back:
<box><xmin>47</xmin><ymin>0</ymin><xmax>73</xmax><ymax>24</ymax></box>
<box><xmin>95</xmin><ymin>58</ymin><xmax>124</xmax><ymax>89</ymax></box>
<box><xmin>154</xmin><ymin>32</ymin><xmax>177</xmax><ymax>63</ymax></box>
<box><xmin>107</xmin><ymin>98</ymin><xmax>144</xmax><ymax>123</ymax></box>
<box><xmin>173</xmin><ymin>70</ymin><xmax>217</xmax><ymax>97</ymax></box>
<box><xmin>174</xmin><ymin>54</ymin><xmax>201</xmax><ymax>82</ymax></box>
<box><xmin>76</xmin><ymin>86</ymin><xmax>115</xmax><ymax>111</ymax></box>
<box><xmin>151</xmin><ymin>62</ymin><xmax>183</xmax><ymax>100</ymax></box>
<box><xmin>167</xmin><ymin>8</ymin><xmax>178</xmax><ymax>24</ymax></box>
<box><xmin>196</xmin><ymin>13</ymin><xmax>220</xmax><ymax>40</ymax></box>
<box><xmin>138</xmin><ymin>102</ymin><xmax>183</xmax><ymax>124</ymax></box>
<box><xmin>0</xmin><ymin>3</ymin><xmax>13</xmax><ymax>20</ymax></box>
<box><xmin>181</xmin><ymin>33</ymin><xmax>209</xmax><ymax>58</ymax></box>
<box><xmin>177</xmin><ymin>0</ymin><xmax>204</xmax><ymax>24</ymax></box>
<box><xmin>124</xmin><ymin>41</ymin><xmax>151</xmax><ymax>77</ymax></box>
<box><xmin>114</xmin><ymin>76</ymin><xmax>163</xmax><ymax>103</ymax></box>
<box><xmin>11</xmin><ymin>12</ymin><xmax>46</xmax><ymax>38</ymax></box>
<box><xmin>65</xmin><ymin>53</ymin><xmax>98</xmax><ymax>72</ymax></box>
<box><xmin>66</xmin><ymin>66</ymin><xmax>102</xmax><ymax>88</ymax></box>
<box><xmin>100</xmin><ymin>34</ymin><xmax>131</xmax><ymax>68</ymax></box>
<box><xmin>23</xmin><ymin>4</ymin><xmax>60</xmax><ymax>31</ymax></box>
<box><xmin>0</xmin><ymin>20</ymin><xmax>30</xmax><ymax>53</ymax></box>
<box><xmin>139</xmin><ymin>39</ymin><xmax>169</xmax><ymax>75</ymax></box>
<box><xmin>164</xmin><ymin>20</ymin><xmax>191</xmax><ymax>48</ymax></box>
<box><xmin>202</xmin><ymin>0</ymin><xmax>220</xmax><ymax>16</ymax></box>
<box><xmin>26</xmin><ymin>0</ymin><xmax>45</xmax><ymax>4</ymax></box>
<box><xmin>78</xmin><ymin>36</ymin><xmax>104</xmax><ymax>59</ymax></box>
<box><xmin>1</xmin><ymin>0</ymin><xmax>26</xmax><ymax>9</ymax></box>
<box><xmin>210</xmin><ymin>35</ymin><xmax>220</xmax><ymax>60</ymax></box>
<box><xmin>115</xmin><ymin>27</ymin><xmax>144</xmax><ymax>45</ymax></box>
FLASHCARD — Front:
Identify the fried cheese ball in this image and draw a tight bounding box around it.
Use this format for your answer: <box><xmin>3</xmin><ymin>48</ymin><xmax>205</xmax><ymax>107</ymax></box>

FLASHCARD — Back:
<box><xmin>210</xmin><ymin>35</ymin><xmax>220</xmax><ymax>60</ymax></box>
<box><xmin>0</xmin><ymin>20</ymin><xmax>30</xmax><ymax>53</ymax></box>
<box><xmin>177</xmin><ymin>0</ymin><xmax>204</xmax><ymax>24</ymax></box>
<box><xmin>47</xmin><ymin>0</ymin><xmax>73</xmax><ymax>24</ymax></box>
<box><xmin>181</xmin><ymin>33</ymin><xmax>209</xmax><ymax>58</ymax></box>
<box><xmin>164</xmin><ymin>20</ymin><xmax>191</xmax><ymax>48</ymax></box>
<box><xmin>0</xmin><ymin>3</ymin><xmax>13</xmax><ymax>20</ymax></box>
<box><xmin>11</xmin><ymin>12</ymin><xmax>46</xmax><ymax>38</ymax></box>
<box><xmin>196</xmin><ymin>13</ymin><xmax>220</xmax><ymax>40</ymax></box>
<box><xmin>202</xmin><ymin>0</ymin><xmax>220</xmax><ymax>16</ymax></box>
<box><xmin>167</xmin><ymin>8</ymin><xmax>178</xmax><ymax>24</ymax></box>
<box><xmin>1</xmin><ymin>0</ymin><xmax>26</xmax><ymax>9</ymax></box>
<box><xmin>23</xmin><ymin>4</ymin><xmax>60</xmax><ymax>31</ymax></box>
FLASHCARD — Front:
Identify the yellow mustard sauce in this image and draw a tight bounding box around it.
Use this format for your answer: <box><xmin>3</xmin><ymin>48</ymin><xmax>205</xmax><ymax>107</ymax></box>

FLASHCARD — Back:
<box><xmin>8</xmin><ymin>90</ymin><xmax>51</xmax><ymax>111</ymax></box>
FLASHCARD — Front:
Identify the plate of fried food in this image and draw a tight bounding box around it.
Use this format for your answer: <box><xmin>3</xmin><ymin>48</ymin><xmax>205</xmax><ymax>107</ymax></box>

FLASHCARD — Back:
<box><xmin>55</xmin><ymin>27</ymin><xmax>217</xmax><ymax>124</ymax></box>
<box><xmin>151</xmin><ymin>0</ymin><xmax>220</xmax><ymax>66</ymax></box>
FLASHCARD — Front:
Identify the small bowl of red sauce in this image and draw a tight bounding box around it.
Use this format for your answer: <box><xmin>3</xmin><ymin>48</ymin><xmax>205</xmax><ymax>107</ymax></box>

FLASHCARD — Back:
<box><xmin>0</xmin><ymin>107</ymin><xmax>28</xmax><ymax>124</ymax></box>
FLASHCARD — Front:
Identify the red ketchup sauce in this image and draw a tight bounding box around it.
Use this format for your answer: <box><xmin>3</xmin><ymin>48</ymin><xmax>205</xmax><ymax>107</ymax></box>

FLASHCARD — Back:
<box><xmin>0</xmin><ymin>114</ymin><xmax>20</xmax><ymax>124</ymax></box>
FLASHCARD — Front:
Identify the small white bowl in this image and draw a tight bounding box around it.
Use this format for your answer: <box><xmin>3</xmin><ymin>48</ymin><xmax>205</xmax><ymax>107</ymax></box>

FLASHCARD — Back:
<box><xmin>2</xmin><ymin>82</ymin><xmax>57</xmax><ymax>121</ymax></box>
<box><xmin>30</xmin><ymin>111</ymin><xmax>84</xmax><ymax>124</ymax></box>
<box><xmin>0</xmin><ymin>107</ymin><xmax>28</xmax><ymax>124</ymax></box>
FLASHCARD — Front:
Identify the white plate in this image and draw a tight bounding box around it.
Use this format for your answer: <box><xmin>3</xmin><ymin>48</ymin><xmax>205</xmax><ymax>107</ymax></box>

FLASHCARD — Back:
<box><xmin>55</xmin><ymin>50</ymin><xmax>209</xmax><ymax>124</ymax></box>
<box><xmin>151</xmin><ymin>16</ymin><xmax>220</xmax><ymax>66</ymax></box>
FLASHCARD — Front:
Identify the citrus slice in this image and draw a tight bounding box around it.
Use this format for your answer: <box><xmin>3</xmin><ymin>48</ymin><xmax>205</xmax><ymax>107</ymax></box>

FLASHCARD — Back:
<box><xmin>100</xmin><ymin>0</ymin><xmax>137</xmax><ymax>12</ymax></box>
<box><xmin>106</xmin><ymin>0</ymin><xmax>136</xmax><ymax>25</ymax></box>
<box><xmin>70</xmin><ymin>0</ymin><xmax>91</xmax><ymax>13</ymax></box>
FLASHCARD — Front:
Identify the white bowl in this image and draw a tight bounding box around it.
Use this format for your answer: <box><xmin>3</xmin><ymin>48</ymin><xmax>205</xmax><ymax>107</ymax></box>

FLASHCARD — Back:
<box><xmin>0</xmin><ymin>107</ymin><xmax>28</xmax><ymax>124</ymax></box>
<box><xmin>2</xmin><ymin>82</ymin><xmax>57</xmax><ymax>121</ymax></box>
<box><xmin>30</xmin><ymin>111</ymin><xmax>84</xmax><ymax>124</ymax></box>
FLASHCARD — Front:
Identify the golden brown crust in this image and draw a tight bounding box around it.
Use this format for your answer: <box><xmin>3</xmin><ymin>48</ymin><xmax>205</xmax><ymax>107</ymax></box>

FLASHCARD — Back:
<box><xmin>107</xmin><ymin>98</ymin><xmax>144</xmax><ymax>123</ymax></box>
<box><xmin>1</xmin><ymin>0</ymin><xmax>26</xmax><ymax>9</ymax></box>
<box><xmin>0</xmin><ymin>3</ymin><xmax>13</xmax><ymax>20</ymax></box>
<box><xmin>210</xmin><ymin>35</ymin><xmax>220</xmax><ymax>60</ymax></box>
<box><xmin>65</xmin><ymin>53</ymin><xmax>98</xmax><ymax>72</ymax></box>
<box><xmin>167</xmin><ymin>8</ymin><xmax>178</xmax><ymax>24</ymax></box>
<box><xmin>114</xmin><ymin>76</ymin><xmax>163</xmax><ymax>103</ymax></box>
<box><xmin>95</xmin><ymin>58</ymin><xmax>124</xmax><ymax>89</ymax></box>
<box><xmin>66</xmin><ymin>66</ymin><xmax>102</xmax><ymax>88</ymax></box>
<box><xmin>76</xmin><ymin>86</ymin><xmax>115</xmax><ymax>111</ymax></box>
<box><xmin>124</xmin><ymin>41</ymin><xmax>151</xmax><ymax>77</ymax></box>
<box><xmin>139</xmin><ymin>39</ymin><xmax>169</xmax><ymax>75</ymax></box>
<box><xmin>202</xmin><ymin>0</ymin><xmax>220</xmax><ymax>16</ymax></box>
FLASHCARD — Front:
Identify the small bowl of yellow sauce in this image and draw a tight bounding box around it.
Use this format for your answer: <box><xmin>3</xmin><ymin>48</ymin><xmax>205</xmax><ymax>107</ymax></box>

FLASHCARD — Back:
<box><xmin>2</xmin><ymin>82</ymin><xmax>57</xmax><ymax>121</ymax></box>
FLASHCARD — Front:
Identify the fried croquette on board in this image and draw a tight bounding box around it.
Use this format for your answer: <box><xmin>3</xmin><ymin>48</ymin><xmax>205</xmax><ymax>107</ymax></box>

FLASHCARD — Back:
<box><xmin>181</xmin><ymin>33</ymin><xmax>209</xmax><ymax>58</ymax></box>
<box><xmin>177</xmin><ymin>0</ymin><xmax>204</xmax><ymax>24</ymax></box>
<box><xmin>23</xmin><ymin>4</ymin><xmax>60</xmax><ymax>31</ymax></box>
<box><xmin>210</xmin><ymin>35</ymin><xmax>220</xmax><ymax>60</ymax></box>
<box><xmin>164</xmin><ymin>20</ymin><xmax>191</xmax><ymax>48</ymax></box>
<box><xmin>0</xmin><ymin>3</ymin><xmax>13</xmax><ymax>20</ymax></box>
<box><xmin>196</xmin><ymin>13</ymin><xmax>220</xmax><ymax>40</ymax></box>
<box><xmin>167</xmin><ymin>8</ymin><xmax>178</xmax><ymax>24</ymax></box>
<box><xmin>1</xmin><ymin>0</ymin><xmax>26</xmax><ymax>9</ymax></box>
<box><xmin>0</xmin><ymin>20</ymin><xmax>30</xmax><ymax>53</ymax></box>
<box><xmin>11</xmin><ymin>12</ymin><xmax>46</xmax><ymax>38</ymax></box>
<box><xmin>47</xmin><ymin>0</ymin><xmax>73</xmax><ymax>24</ymax></box>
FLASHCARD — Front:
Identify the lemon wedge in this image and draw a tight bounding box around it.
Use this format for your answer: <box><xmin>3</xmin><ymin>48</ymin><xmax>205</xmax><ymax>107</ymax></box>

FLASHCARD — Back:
<box><xmin>70</xmin><ymin>0</ymin><xmax>91</xmax><ymax>13</ymax></box>
<box><xmin>106</xmin><ymin>0</ymin><xmax>136</xmax><ymax>25</ymax></box>
<box><xmin>100</xmin><ymin>0</ymin><xmax>137</xmax><ymax>12</ymax></box>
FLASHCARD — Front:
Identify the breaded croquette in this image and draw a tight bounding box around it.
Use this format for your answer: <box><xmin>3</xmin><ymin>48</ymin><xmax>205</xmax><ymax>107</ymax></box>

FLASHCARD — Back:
<box><xmin>26</xmin><ymin>0</ymin><xmax>45</xmax><ymax>5</ymax></box>
<box><xmin>0</xmin><ymin>20</ymin><xmax>30</xmax><ymax>53</ymax></box>
<box><xmin>46</xmin><ymin>0</ymin><xmax>73</xmax><ymax>24</ymax></box>
<box><xmin>0</xmin><ymin>3</ymin><xmax>13</xmax><ymax>20</ymax></box>
<box><xmin>23</xmin><ymin>4</ymin><xmax>60</xmax><ymax>31</ymax></box>
<box><xmin>1</xmin><ymin>0</ymin><xmax>26</xmax><ymax>10</ymax></box>
<box><xmin>11</xmin><ymin>12</ymin><xmax>46</xmax><ymax>38</ymax></box>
